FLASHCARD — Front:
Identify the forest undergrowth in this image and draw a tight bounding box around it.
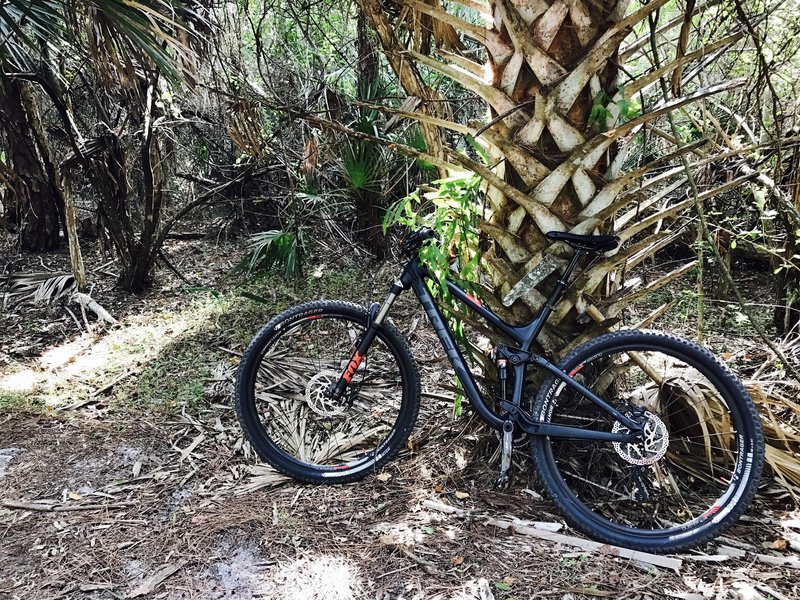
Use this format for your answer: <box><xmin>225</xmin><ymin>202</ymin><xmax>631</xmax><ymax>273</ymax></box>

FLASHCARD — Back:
<box><xmin>1</xmin><ymin>233</ymin><xmax>799</xmax><ymax>600</ymax></box>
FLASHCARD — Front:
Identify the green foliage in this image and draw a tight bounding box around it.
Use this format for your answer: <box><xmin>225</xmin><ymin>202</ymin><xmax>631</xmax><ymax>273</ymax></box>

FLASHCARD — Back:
<box><xmin>589</xmin><ymin>87</ymin><xmax>641</xmax><ymax>131</ymax></box>
<box><xmin>616</xmin><ymin>87</ymin><xmax>642</xmax><ymax>122</ymax></box>
<box><xmin>236</xmin><ymin>230</ymin><xmax>304</xmax><ymax>280</ymax></box>
<box><xmin>0</xmin><ymin>0</ymin><xmax>200</xmax><ymax>82</ymax></box>
<box><xmin>384</xmin><ymin>171</ymin><xmax>485</xmax><ymax>411</ymax></box>
<box><xmin>405</xmin><ymin>129</ymin><xmax>438</xmax><ymax>173</ymax></box>
<box><xmin>0</xmin><ymin>390</ymin><xmax>43</xmax><ymax>413</ymax></box>
<box><xmin>588</xmin><ymin>91</ymin><xmax>613</xmax><ymax>131</ymax></box>
<box><xmin>339</xmin><ymin>80</ymin><xmax>394</xmax><ymax>194</ymax></box>
<box><xmin>384</xmin><ymin>172</ymin><xmax>483</xmax><ymax>289</ymax></box>
<box><xmin>341</xmin><ymin>139</ymin><xmax>382</xmax><ymax>191</ymax></box>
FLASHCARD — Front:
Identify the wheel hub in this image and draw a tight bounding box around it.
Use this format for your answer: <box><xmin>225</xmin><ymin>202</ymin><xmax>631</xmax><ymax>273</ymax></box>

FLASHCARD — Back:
<box><xmin>305</xmin><ymin>370</ymin><xmax>345</xmax><ymax>417</ymax></box>
<box><xmin>612</xmin><ymin>411</ymin><xmax>669</xmax><ymax>466</ymax></box>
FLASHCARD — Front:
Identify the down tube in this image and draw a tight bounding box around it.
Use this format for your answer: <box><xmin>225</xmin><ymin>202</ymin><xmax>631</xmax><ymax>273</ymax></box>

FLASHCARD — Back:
<box><xmin>410</xmin><ymin>277</ymin><xmax>504</xmax><ymax>430</ymax></box>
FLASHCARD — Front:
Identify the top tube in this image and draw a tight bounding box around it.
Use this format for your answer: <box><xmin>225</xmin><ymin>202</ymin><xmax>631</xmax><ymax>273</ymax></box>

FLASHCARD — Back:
<box><xmin>409</xmin><ymin>260</ymin><xmax>547</xmax><ymax>350</ymax></box>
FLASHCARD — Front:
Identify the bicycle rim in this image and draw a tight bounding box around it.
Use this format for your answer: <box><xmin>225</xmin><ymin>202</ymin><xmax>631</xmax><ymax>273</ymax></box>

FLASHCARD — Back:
<box><xmin>249</xmin><ymin>313</ymin><xmax>407</xmax><ymax>475</ymax></box>
<box><xmin>537</xmin><ymin>342</ymin><xmax>756</xmax><ymax>544</ymax></box>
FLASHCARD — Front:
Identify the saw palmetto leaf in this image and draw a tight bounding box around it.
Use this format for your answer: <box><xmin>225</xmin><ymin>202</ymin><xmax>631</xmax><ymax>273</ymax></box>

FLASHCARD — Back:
<box><xmin>0</xmin><ymin>0</ymin><xmax>206</xmax><ymax>83</ymax></box>
<box><xmin>0</xmin><ymin>0</ymin><xmax>63</xmax><ymax>71</ymax></box>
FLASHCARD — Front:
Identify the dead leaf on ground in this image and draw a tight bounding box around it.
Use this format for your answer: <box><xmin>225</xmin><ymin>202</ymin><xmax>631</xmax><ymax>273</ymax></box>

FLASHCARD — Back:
<box><xmin>772</xmin><ymin>538</ymin><xmax>789</xmax><ymax>551</ymax></box>
<box><xmin>128</xmin><ymin>562</ymin><xmax>185</xmax><ymax>598</ymax></box>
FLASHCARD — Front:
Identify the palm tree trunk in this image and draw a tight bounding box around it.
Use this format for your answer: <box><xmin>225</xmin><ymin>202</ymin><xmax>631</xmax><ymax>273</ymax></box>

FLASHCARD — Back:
<box><xmin>361</xmin><ymin>0</ymin><xmax>727</xmax><ymax>350</ymax></box>
<box><xmin>480</xmin><ymin>0</ymin><xmax>625</xmax><ymax>333</ymax></box>
<box><xmin>0</xmin><ymin>77</ymin><xmax>63</xmax><ymax>252</ymax></box>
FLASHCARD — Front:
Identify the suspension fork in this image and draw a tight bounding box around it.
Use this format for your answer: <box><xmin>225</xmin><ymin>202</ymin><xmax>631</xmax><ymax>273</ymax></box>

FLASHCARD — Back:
<box><xmin>330</xmin><ymin>279</ymin><xmax>406</xmax><ymax>400</ymax></box>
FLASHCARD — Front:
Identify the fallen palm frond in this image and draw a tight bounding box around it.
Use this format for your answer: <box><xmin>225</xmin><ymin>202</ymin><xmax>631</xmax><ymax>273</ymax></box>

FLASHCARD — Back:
<box><xmin>745</xmin><ymin>380</ymin><xmax>800</xmax><ymax>497</ymax></box>
<box><xmin>1</xmin><ymin>272</ymin><xmax>76</xmax><ymax>309</ymax></box>
<box><xmin>1</xmin><ymin>272</ymin><xmax>117</xmax><ymax>324</ymax></box>
<box><xmin>654</xmin><ymin>361</ymin><xmax>800</xmax><ymax>498</ymax></box>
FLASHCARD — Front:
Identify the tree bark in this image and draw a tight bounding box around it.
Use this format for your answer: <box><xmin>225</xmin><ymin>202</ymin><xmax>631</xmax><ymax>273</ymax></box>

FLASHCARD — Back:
<box><xmin>358</xmin><ymin>0</ymin><xmax>448</xmax><ymax>174</ymax></box>
<box><xmin>361</xmin><ymin>0</ymin><xmax>708</xmax><ymax>349</ymax></box>
<box><xmin>0</xmin><ymin>77</ymin><xmax>62</xmax><ymax>251</ymax></box>
<box><xmin>353</xmin><ymin>8</ymin><xmax>387</xmax><ymax>258</ymax></box>
<box><xmin>775</xmin><ymin>147</ymin><xmax>800</xmax><ymax>334</ymax></box>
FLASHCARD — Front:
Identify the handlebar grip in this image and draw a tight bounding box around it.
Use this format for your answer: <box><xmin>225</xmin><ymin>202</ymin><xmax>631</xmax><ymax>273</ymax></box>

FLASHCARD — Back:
<box><xmin>400</xmin><ymin>228</ymin><xmax>438</xmax><ymax>256</ymax></box>
<box><xmin>417</xmin><ymin>227</ymin><xmax>437</xmax><ymax>242</ymax></box>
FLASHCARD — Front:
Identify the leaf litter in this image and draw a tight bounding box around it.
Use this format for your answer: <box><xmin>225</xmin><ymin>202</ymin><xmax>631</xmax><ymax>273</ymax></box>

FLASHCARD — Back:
<box><xmin>1</xmin><ymin>240</ymin><xmax>800</xmax><ymax>598</ymax></box>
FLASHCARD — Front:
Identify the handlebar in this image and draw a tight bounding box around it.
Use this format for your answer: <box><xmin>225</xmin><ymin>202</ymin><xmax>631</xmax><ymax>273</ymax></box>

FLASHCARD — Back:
<box><xmin>399</xmin><ymin>227</ymin><xmax>438</xmax><ymax>257</ymax></box>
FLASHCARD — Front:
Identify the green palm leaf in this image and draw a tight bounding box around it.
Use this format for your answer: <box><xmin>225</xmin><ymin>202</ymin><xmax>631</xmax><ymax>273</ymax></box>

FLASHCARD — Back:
<box><xmin>0</xmin><ymin>0</ymin><xmax>206</xmax><ymax>83</ymax></box>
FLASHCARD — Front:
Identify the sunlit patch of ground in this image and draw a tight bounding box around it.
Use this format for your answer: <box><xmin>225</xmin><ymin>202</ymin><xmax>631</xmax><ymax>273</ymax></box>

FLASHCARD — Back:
<box><xmin>0</xmin><ymin>294</ymin><xmax>239</xmax><ymax>410</ymax></box>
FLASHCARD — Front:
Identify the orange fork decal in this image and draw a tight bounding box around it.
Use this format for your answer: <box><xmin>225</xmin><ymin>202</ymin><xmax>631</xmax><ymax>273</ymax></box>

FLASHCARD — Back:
<box><xmin>342</xmin><ymin>352</ymin><xmax>364</xmax><ymax>383</ymax></box>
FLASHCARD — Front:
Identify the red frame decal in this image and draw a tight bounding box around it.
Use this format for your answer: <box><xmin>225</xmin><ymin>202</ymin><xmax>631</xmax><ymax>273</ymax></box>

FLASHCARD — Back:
<box><xmin>568</xmin><ymin>364</ymin><xmax>585</xmax><ymax>377</ymax></box>
<box><xmin>465</xmin><ymin>292</ymin><xmax>482</xmax><ymax>307</ymax></box>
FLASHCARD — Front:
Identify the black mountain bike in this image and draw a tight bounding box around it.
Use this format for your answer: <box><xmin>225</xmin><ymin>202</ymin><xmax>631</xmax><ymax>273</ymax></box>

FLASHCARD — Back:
<box><xmin>236</xmin><ymin>228</ymin><xmax>764</xmax><ymax>553</ymax></box>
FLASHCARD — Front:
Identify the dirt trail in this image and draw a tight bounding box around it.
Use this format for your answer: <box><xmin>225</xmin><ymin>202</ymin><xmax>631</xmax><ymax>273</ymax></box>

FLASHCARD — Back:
<box><xmin>1</xmin><ymin>410</ymin><xmax>798</xmax><ymax>600</ymax></box>
<box><xmin>2</xmin><ymin>238</ymin><xmax>799</xmax><ymax>598</ymax></box>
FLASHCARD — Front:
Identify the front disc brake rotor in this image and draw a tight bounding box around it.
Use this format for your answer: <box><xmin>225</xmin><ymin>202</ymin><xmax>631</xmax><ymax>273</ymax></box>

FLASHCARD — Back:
<box><xmin>305</xmin><ymin>370</ymin><xmax>345</xmax><ymax>417</ymax></box>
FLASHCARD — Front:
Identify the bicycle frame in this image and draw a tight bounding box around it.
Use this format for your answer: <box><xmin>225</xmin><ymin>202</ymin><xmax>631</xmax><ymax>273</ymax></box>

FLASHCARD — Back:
<box><xmin>332</xmin><ymin>253</ymin><xmax>642</xmax><ymax>444</ymax></box>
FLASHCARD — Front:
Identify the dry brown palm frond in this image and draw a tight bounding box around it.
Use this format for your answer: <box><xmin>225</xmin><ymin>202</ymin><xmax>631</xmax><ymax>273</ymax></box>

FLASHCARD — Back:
<box><xmin>300</xmin><ymin>135</ymin><xmax>319</xmax><ymax>184</ymax></box>
<box><xmin>1</xmin><ymin>272</ymin><xmax>77</xmax><ymax>309</ymax></box>
<box><xmin>602</xmin><ymin>352</ymin><xmax>797</xmax><ymax>497</ymax></box>
<box><xmin>397</xmin><ymin>0</ymin><xmax>463</xmax><ymax>54</ymax></box>
<box><xmin>226</xmin><ymin>100</ymin><xmax>268</xmax><ymax>158</ymax></box>
<box><xmin>70</xmin><ymin>0</ymin><xmax>209</xmax><ymax>89</ymax></box>
<box><xmin>664</xmin><ymin>373</ymin><xmax>800</xmax><ymax>498</ymax></box>
<box><xmin>745</xmin><ymin>380</ymin><xmax>800</xmax><ymax>498</ymax></box>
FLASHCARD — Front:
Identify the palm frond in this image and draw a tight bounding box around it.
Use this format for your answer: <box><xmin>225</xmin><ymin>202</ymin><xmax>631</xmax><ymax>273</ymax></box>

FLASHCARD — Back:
<box><xmin>1</xmin><ymin>272</ymin><xmax>76</xmax><ymax>308</ymax></box>
<box><xmin>0</xmin><ymin>0</ymin><xmax>63</xmax><ymax>71</ymax></box>
<box><xmin>235</xmin><ymin>230</ymin><xmax>303</xmax><ymax>280</ymax></box>
<box><xmin>78</xmin><ymin>0</ymin><xmax>206</xmax><ymax>84</ymax></box>
<box><xmin>226</xmin><ymin>99</ymin><xmax>267</xmax><ymax>158</ymax></box>
<box><xmin>0</xmin><ymin>0</ymin><xmax>209</xmax><ymax>84</ymax></box>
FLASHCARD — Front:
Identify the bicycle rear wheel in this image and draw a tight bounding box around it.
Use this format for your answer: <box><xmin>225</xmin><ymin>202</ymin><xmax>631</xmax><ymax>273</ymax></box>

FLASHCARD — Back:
<box><xmin>235</xmin><ymin>301</ymin><xmax>421</xmax><ymax>484</ymax></box>
<box><xmin>532</xmin><ymin>330</ymin><xmax>764</xmax><ymax>553</ymax></box>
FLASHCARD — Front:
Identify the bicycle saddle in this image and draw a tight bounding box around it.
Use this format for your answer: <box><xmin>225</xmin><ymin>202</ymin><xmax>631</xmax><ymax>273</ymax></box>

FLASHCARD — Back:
<box><xmin>545</xmin><ymin>231</ymin><xmax>619</xmax><ymax>253</ymax></box>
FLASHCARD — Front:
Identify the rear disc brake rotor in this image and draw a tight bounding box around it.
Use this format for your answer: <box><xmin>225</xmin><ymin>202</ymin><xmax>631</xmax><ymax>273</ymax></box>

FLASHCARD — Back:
<box><xmin>612</xmin><ymin>412</ymin><xmax>669</xmax><ymax>466</ymax></box>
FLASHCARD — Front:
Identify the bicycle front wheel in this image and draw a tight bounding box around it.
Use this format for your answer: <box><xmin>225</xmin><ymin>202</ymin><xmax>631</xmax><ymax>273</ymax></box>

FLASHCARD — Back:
<box><xmin>235</xmin><ymin>301</ymin><xmax>421</xmax><ymax>484</ymax></box>
<box><xmin>532</xmin><ymin>330</ymin><xmax>764</xmax><ymax>553</ymax></box>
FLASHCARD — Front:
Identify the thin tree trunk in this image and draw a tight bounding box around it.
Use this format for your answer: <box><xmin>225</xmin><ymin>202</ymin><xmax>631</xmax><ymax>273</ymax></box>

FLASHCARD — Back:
<box><xmin>17</xmin><ymin>81</ymin><xmax>87</xmax><ymax>290</ymax></box>
<box><xmin>775</xmin><ymin>147</ymin><xmax>800</xmax><ymax>334</ymax></box>
<box><xmin>124</xmin><ymin>77</ymin><xmax>163</xmax><ymax>292</ymax></box>
<box><xmin>354</xmin><ymin>8</ymin><xmax>387</xmax><ymax>258</ymax></box>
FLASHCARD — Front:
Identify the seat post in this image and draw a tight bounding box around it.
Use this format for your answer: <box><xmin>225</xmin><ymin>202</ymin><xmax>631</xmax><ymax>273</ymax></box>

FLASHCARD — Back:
<box><xmin>544</xmin><ymin>249</ymin><xmax>585</xmax><ymax>311</ymax></box>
